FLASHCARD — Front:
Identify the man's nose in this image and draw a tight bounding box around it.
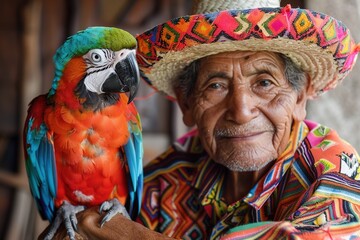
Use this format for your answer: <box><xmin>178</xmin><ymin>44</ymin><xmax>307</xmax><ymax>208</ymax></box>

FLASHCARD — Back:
<box><xmin>225</xmin><ymin>86</ymin><xmax>259</xmax><ymax>124</ymax></box>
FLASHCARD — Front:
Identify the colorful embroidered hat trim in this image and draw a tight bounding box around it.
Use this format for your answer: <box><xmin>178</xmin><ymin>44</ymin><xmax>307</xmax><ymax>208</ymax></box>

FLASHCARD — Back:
<box><xmin>136</xmin><ymin>5</ymin><xmax>359</xmax><ymax>98</ymax></box>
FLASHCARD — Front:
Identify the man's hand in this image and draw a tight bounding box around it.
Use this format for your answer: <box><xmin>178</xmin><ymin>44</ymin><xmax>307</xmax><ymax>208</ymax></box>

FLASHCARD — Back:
<box><xmin>38</xmin><ymin>206</ymin><xmax>173</xmax><ymax>240</ymax></box>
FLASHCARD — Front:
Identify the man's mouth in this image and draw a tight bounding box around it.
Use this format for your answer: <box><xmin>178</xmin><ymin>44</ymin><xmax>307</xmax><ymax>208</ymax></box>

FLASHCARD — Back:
<box><xmin>217</xmin><ymin>131</ymin><xmax>271</xmax><ymax>140</ymax></box>
<box><xmin>215</xmin><ymin>124</ymin><xmax>275</xmax><ymax>141</ymax></box>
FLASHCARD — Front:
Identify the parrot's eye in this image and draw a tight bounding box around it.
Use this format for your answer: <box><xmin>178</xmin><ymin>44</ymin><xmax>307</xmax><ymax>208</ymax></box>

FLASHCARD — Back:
<box><xmin>91</xmin><ymin>52</ymin><xmax>101</xmax><ymax>62</ymax></box>
<box><xmin>86</xmin><ymin>49</ymin><xmax>110</xmax><ymax>65</ymax></box>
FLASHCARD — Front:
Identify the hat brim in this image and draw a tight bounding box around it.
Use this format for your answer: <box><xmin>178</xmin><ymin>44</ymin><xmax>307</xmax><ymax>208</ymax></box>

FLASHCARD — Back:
<box><xmin>136</xmin><ymin>6</ymin><xmax>359</xmax><ymax>98</ymax></box>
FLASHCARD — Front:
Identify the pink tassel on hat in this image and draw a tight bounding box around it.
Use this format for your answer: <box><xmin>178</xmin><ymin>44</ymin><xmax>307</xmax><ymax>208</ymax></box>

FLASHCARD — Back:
<box><xmin>281</xmin><ymin>4</ymin><xmax>292</xmax><ymax>13</ymax></box>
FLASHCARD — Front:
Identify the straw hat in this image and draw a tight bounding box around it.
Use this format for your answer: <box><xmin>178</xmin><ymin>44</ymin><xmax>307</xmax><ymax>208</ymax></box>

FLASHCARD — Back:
<box><xmin>136</xmin><ymin>0</ymin><xmax>360</xmax><ymax>99</ymax></box>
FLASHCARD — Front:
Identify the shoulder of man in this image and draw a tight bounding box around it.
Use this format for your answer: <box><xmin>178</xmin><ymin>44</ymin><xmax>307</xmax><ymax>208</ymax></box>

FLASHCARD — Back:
<box><xmin>298</xmin><ymin>120</ymin><xmax>360</xmax><ymax>180</ymax></box>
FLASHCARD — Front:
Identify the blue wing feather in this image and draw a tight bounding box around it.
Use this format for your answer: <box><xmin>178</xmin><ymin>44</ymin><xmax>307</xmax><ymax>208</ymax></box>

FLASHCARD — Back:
<box><xmin>24</xmin><ymin>96</ymin><xmax>57</xmax><ymax>221</ymax></box>
<box><xmin>123</xmin><ymin>111</ymin><xmax>143</xmax><ymax>219</ymax></box>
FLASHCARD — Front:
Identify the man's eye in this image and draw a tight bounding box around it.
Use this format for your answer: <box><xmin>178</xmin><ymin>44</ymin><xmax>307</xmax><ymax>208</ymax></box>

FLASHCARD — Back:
<box><xmin>208</xmin><ymin>83</ymin><xmax>222</xmax><ymax>89</ymax></box>
<box><xmin>258</xmin><ymin>79</ymin><xmax>273</xmax><ymax>87</ymax></box>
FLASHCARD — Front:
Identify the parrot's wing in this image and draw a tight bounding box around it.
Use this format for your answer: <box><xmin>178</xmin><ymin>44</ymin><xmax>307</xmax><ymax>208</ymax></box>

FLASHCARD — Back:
<box><xmin>23</xmin><ymin>95</ymin><xmax>57</xmax><ymax>221</ymax></box>
<box><xmin>123</xmin><ymin>103</ymin><xmax>143</xmax><ymax>219</ymax></box>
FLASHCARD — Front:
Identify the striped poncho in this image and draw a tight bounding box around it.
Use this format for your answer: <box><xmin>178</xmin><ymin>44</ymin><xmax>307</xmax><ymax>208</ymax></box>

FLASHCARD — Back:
<box><xmin>137</xmin><ymin>120</ymin><xmax>360</xmax><ymax>239</ymax></box>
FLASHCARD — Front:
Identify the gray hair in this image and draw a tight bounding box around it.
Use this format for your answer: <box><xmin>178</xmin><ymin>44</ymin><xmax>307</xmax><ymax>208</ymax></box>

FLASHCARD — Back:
<box><xmin>174</xmin><ymin>53</ymin><xmax>307</xmax><ymax>98</ymax></box>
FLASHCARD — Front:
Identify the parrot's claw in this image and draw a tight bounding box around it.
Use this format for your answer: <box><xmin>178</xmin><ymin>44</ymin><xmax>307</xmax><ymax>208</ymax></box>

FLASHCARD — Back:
<box><xmin>99</xmin><ymin>198</ymin><xmax>130</xmax><ymax>227</ymax></box>
<box><xmin>43</xmin><ymin>201</ymin><xmax>85</xmax><ymax>240</ymax></box>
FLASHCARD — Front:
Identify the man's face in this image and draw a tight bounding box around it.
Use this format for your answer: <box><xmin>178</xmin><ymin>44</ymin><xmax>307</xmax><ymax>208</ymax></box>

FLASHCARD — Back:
<box><xmin>177</xmin><ymin>51</ymin><xmax>308</xmax><ymax>171</ymax></box>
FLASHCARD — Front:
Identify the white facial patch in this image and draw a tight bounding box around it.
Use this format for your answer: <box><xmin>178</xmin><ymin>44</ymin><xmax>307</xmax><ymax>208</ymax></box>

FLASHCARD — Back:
<box><xmin>84</xmin><ymin>68</ymin><xmax>114</xmax><ymax>93</ymax></box>
<box><xmin>82</xmin><ymin>48</ymin><xmax>135</xmax><ymax>94</ymax></box>
<box><xmin>83</xmin><ymin>49</ymin><xmax>116</xmax><ymax>94</ymax></box>
<box><xmin>115</xmin><ymin>49</ymin><xmax>136</xmax><ymax>62</ymax></box>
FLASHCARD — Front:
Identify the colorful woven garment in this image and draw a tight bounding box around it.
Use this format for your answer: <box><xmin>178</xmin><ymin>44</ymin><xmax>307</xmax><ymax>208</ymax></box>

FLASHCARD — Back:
<box><xmin>136</xmin><ymin>5</ymin><xmax>360</xmax><ymax>98</ymax></box>
<box><xmin>136</xmin><ymin>120</ymin><xmax>360</xmax><ymax>239</ymax></box>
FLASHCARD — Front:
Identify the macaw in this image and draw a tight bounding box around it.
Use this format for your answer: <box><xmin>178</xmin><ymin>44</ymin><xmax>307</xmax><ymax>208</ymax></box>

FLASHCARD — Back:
<box><xmin>23</xmin><ymin>26</ymin><xmax>143</xmax><ymax>240</ymax></box>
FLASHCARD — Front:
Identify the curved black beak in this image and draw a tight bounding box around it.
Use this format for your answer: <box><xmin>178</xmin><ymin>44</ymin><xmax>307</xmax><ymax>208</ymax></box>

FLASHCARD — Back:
<box><xmin>101</xmin><ymin>51</ymin><xmax>140</xmax><ymax>103</ymax></box>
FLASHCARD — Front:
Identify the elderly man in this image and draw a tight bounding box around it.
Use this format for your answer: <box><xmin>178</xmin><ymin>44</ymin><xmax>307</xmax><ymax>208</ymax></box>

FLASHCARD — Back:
<box><xmin>42</xmin><ymin>0</ymin><xmax>360</xmax><ymax>239</ymax></box>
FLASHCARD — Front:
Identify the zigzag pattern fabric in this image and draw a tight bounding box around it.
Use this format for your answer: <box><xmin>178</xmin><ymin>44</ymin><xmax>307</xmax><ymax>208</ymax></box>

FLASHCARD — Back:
<box><xmin>136</xmin><ymin>121</ymin><xmax>360</xmax><ymax>239</ymax></box>
<box><xmin>136</xmin><ymin>6</ymin><xmax>359</xmax><ymax>97</ymax></box>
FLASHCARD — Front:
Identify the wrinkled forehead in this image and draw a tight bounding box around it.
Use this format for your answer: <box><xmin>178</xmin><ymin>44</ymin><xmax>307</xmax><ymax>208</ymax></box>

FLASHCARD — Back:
<box><xmin>198</xmin><ymin>51</ymin><xmax>285</xmax><ymax>70</ymax></box>
<box><xmin>202</xmin><ymin>50</ymin><xmax>282</xmax><ymax>61</ymax></box>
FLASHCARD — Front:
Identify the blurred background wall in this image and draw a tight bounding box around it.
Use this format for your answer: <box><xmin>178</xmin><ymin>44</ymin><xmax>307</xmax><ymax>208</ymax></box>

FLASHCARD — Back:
<box><xmin>0</xmin><ymin>0</ymin><xmax>358</xmax><ymax>239</ymax></box>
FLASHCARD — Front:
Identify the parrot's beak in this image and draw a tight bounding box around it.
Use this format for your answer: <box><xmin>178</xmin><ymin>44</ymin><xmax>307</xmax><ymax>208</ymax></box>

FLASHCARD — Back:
<box><xmin>101</xmin><ymin>50</ymin><xmax>140</xmax><ymax>104</ymax></box>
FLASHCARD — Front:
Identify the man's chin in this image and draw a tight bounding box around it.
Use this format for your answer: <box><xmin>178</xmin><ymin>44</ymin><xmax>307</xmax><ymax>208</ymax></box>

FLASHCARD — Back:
<box><xmin>223</xmin><ymin>162</ymin><xmax>271</xmax><ymax>172</ymax></box>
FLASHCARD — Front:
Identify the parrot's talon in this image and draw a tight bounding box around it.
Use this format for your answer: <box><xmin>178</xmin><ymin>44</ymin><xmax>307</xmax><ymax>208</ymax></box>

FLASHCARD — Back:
<box><xmin>43</xmin><ymin>201</ymin><xmax>85</xmax><ymax>240</ymax></box>
<box><xmin>99</xmin><ymin>201</ymin><xmax>109</xmax><ymax>214</ymax></box>
<box><xmin>100</xmin><ymin>219</ymin><xmax>106</xmax><ymax>228</ymax></box>
<box><xmin>99</xmin><ymin>198</ymin><xmax>130</xmax><ymax>227</ymax></box>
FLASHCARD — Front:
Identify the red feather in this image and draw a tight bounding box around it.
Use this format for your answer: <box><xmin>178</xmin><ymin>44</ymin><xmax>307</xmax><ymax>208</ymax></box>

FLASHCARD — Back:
<box><xmin>51</xmin><ymin>103</ymin><xmax>130</xmax><ymax>206</ymax></box>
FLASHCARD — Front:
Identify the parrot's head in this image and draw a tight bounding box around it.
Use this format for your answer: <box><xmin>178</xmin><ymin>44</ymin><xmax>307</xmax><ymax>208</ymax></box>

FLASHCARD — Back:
<box><xmin>49</xmin><ymin>26</ymin><xmax>140</xmax><ymax>109</ymax></box>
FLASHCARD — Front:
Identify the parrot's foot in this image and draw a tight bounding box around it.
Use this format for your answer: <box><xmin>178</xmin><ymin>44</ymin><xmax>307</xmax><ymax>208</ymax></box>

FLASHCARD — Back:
<box><xmin>44</xmin><ymin>201</ymin><xmax>85</xmax><ymax>240</ymax></box>
<box><xmin>99</xmin><ymin>198</ymin><xmax>130</xmax><ymax>227</ymax></box>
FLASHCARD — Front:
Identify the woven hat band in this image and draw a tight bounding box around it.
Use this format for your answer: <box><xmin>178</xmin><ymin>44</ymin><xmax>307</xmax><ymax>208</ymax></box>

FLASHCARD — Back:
<box><xmin>192</xmin><ymin>0</ymin><xmax>281</xmax><ymax>14</ymax></box>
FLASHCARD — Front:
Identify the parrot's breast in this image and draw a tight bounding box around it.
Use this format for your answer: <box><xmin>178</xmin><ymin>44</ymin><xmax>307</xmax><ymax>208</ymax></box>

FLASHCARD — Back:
<box><xmin>46</xmin><ymin>97</ymin><xmax>130</xmax><ymax>207</ymax></box>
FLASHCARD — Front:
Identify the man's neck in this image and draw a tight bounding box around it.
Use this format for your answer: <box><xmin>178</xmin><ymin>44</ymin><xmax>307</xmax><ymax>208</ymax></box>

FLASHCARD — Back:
<box><xmin>223</xmin><ymin>161</ymin><xmax>274</xmax><ymax>204</ymax></box>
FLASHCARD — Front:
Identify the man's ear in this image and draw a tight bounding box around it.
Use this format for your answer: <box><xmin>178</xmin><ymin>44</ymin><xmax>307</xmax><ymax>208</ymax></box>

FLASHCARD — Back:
<box><xmin>174</xmin><ymin>88</ymin><xmax>196</xmax><ymax>127</ymax></box>
<box><xmin>292</xmin><ymin>75</ymin><xmax>312</xmax><ymax>121</ymax></box>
